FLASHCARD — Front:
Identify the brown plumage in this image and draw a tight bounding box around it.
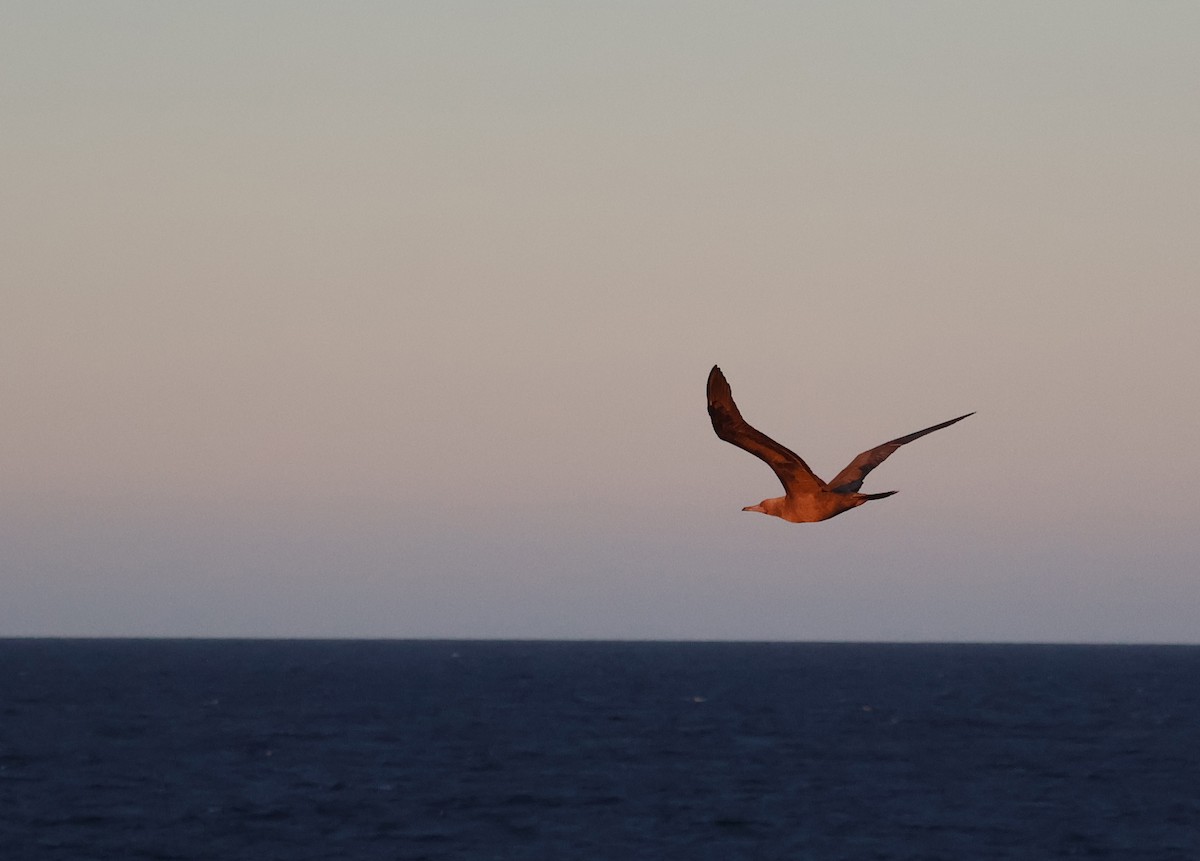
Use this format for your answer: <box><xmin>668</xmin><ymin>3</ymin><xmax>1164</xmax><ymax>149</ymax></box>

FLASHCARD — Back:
<box><xmin>706</xmin><ymin>365</ymin><xmax>972</xmax><ymax>523</ymax></box>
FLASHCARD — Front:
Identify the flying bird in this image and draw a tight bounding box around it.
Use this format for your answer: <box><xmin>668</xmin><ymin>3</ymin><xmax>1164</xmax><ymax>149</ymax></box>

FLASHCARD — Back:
<box><xmin>707</xmin><ymin>365</ymin><xmax>972</xmax><ymax>523</ymax></box>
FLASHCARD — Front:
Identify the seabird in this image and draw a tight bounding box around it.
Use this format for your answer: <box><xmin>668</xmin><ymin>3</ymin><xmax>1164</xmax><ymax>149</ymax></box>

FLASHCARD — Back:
<box><xmin>707</xmin><ymin>365</ymin><xmax>972</xmax><ymax>523</ymax></box>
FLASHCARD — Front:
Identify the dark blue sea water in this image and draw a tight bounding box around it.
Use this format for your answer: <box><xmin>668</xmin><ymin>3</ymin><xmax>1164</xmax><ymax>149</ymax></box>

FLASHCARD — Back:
<box><xmin>2</xmin><ymin>640</ymin><xmax>1198</xmax><ymax>860</ymax></box>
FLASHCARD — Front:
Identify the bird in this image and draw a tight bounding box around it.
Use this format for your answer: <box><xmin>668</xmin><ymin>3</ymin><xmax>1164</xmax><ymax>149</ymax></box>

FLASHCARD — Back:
<box><xmin>706</xmin><ymin>365</ymin><xmax>972</xmax><ymax>523</ymax></box>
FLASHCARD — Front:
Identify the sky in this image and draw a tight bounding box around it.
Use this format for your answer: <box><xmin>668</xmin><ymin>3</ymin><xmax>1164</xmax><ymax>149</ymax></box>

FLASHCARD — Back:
<box><xmin>3</xmin><ymin>2</ymin><xmax>1198</xmax><ymax>642</ymax></box>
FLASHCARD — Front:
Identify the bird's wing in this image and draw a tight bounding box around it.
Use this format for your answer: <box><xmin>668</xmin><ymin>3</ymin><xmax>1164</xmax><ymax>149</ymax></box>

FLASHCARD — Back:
<box><xmin>827</xmin><ymin>412</ymin><xmax>974</xmax><ymax>494</ymax></box>
<box><xmin>706</xmin><ymin>366</ymin><xmax>826</xmax><ymax>495</ymax></box>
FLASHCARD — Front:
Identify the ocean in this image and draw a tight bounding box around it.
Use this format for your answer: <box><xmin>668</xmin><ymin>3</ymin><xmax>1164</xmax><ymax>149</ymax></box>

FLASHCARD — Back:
<box><xmin>1</xmin><ymin>639</ymin><xmax>1197</xmax><ymax>860</ymax></box>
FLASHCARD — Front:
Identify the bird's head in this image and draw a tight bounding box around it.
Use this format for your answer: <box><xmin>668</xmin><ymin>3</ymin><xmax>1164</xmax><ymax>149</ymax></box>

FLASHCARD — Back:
<box><xmin>742</xmin><ymin>497</ymin><xmax>784</xmax><ymax>517</ymax></box>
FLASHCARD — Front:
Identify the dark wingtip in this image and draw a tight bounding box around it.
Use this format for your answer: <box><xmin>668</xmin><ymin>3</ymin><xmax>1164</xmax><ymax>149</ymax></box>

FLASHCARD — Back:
<box><xmin>706</xmin><ymin>365</ymin><xmax>727</xmax><ymax>397</ymax></box>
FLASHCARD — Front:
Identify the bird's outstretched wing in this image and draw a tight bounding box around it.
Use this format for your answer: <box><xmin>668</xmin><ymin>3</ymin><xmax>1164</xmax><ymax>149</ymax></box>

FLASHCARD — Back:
<box><xmin>706</xmin><ymin>365</ymin><xmax>826</xmax><ymax>495</ymax></box>
<box><xmin>827</xmin><ymin>412</ymin><xmax>974</xmax><ymax>494</ymax></box>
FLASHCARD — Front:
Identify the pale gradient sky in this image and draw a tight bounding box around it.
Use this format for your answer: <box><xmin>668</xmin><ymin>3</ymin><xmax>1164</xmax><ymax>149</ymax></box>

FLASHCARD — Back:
<box><xmin>3</xmin><ymin>3</ymin><xmax>1198</xmax><ymax>641</ymax></box>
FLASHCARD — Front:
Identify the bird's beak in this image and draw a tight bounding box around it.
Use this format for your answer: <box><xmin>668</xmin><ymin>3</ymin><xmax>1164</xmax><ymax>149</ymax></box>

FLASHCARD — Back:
<box><xmin>742</xmin><ymin>504</ymin><xmax>766</xmax><ymax>513</ymax></box>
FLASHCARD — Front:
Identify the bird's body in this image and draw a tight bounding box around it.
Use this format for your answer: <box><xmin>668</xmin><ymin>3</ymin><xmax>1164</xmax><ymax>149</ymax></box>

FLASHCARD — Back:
<box><xmin>706</xmin><ymin>365</ymin><xmax>972</xmax><ymax>523</ymax></box>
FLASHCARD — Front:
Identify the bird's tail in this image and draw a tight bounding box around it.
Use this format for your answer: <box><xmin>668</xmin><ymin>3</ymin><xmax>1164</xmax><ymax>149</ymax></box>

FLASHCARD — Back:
<box><xmin>860</xmin><ymin>490</ymin><xmax>898</xmax><ymax>501</ymax></box>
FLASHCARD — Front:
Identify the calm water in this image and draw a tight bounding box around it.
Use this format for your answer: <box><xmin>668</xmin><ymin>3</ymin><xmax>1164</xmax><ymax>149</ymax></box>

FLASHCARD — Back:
<box><xmin>1</xmin><ymin>639</ymin><xmax>1198</xmax><ymax>860</ymax></box>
